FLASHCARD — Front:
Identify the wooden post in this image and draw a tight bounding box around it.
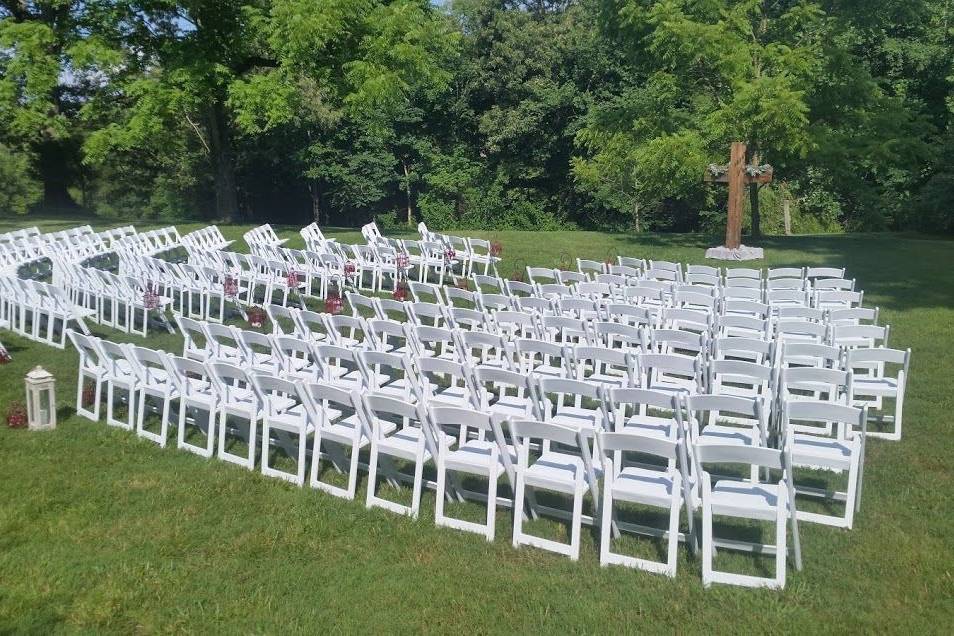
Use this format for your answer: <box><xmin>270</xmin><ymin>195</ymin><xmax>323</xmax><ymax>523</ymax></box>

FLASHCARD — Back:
<box><xmin>725</xmin><ymin>141</ymin><xmax>746</xmax><ymax>249</ymax></box>
<box><xmin>783</xmin><ymin>197</ymin><xmax>792</xmax><ymax>235</ymax></box>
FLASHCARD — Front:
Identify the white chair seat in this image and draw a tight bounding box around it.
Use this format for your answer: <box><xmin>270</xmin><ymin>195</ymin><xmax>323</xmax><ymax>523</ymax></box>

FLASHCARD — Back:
<box><xmin>324</xmin><ymin>414</ymin><xmax>393</xmax><ymax>446</ymax></box>
<box><xmin>488</xmin><ymin>396</ymin><xmax>534</xmax><ymax>420</ymax></box>
<box><xmin>853</xmin><ymin>377</ymin><xmax>898</xmax><ymax>396</ymax></box>
<box><xmin>623</xmin><ymin>414</ymin><xmax>676</xmax><ymax>439</ymax></box>
<box><xmin>530</xmin><ymin>364</ymin><xmax>565</xmax><ymax>379</ymax></box>
<box><xmin>377</xmin><ymin>426</ymin><xmax>455</xmax><ymax>462</ymax></box>
<box><xmin>266</xmin><ymin>404</ymin><xmax>314</xmax><ymax>433</ymax></box>
<box><xmin>427</xmin><ymin>384</ymin><xmax>472</xmax><ymax>407</ymax></box>
<box><xmin>587</xmin><ymin>372</ymin><xmax>628</xmax><ymax>388</ymax></box>
<box><xmin>697</xmin><ymin>424</ymin><xmax>758</xmax><ymax>447</ymax></box>
<box><xmin>524</xmin><ymin>451</ymin><xmax>599</xmax><ymax>494</ymax></box>
<box><xmin>444</xmin><ymin>440</ymin><xmax>516</xmax><ymax>476</ymax></box>
<box><xmin>373</xmin><ymin>379</ymin><xmax>414</xmax><ymax>400</ymax></box>
<box><xmin>612</xmin><ymin>466</ymin><xmax>677</xmax><ymax>507</ymax></box>
<box><xmin>790</xmin><ymin>434</ymin><xmax>855</xmax><ymax>470</ymax></box>
<box><xmin>710</xmin><ymin>480</ymin><xmax>783</xmax><ymax>521</ymax></box>
<box><xmin>550</xmin><ymin>408</ymin><xmax>601</xmax><ymax>433</ymax></box>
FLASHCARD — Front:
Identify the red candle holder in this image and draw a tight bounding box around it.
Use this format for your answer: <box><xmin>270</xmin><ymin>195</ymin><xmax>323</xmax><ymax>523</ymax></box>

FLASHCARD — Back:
<box><xmin>223</xmin><ymin>274</ymin><xmax>238</xmax><ymax>299</ymax></box>
<box><xmin>248</xmin><ymin>306</ymin><xmax>266</xmax><ymax>328</ymax></box>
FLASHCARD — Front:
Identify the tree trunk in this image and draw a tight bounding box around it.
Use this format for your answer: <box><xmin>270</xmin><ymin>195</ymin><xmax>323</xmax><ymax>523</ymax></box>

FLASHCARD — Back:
<box><xmin>207</xmin><ymin>100</ymin><xmax>239</xmax><ymax>223</ymax></box>
<box><xmin>36</xmin><ymin>139</ymin><xmax>78</xmax><ymax>209</ymax></box>
<box><xmin>403</xmin><ymin>160</ymin><xmax>413</xmax><ymax>226</ymax></box>
<box><xmin>308</xmin><ymin>180</ymin><xmax>322</xmax><ymax>223</ymax></box>
<box><xmin>632</xmin><ymin>199</ymin><xmax>641</xmax><ymax>233</ymax></box>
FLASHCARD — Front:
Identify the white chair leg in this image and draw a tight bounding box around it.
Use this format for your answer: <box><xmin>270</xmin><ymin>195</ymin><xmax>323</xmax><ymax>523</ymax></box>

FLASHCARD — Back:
<box><xmin>666</xmin><ymin>494</ymin><xmax>681</xmax><ymax>577</ymax></box>
<box><xmin>599</xmin><ymin>479</ymin><xmax>614</xmax><ymax>567</ymax></box>
<box><xmin>435</xmin><ymin>459</ymin><xmax>448</xmax><ymax>526</ymax></box>
<box><xmin>485</xmin><ymin>472</ymin><xmax>498</xmax><ymax>542</ymax></box>
<box><xmin>701</xmin><ymin>503</ymin><xmax>713</xmax><ymax>587</ymax></box>
<box><xmin>365</xmin><ymin>441</ymin><xmax>380</xmax><ymax>509</ymax></box>
<box><xmin>512</xmin><ymin>472</ymin><xmax>526</xmax><ymax>550</ymax></box>
<box><xmin>775</xmin><ymin>506</ymin><xmax>787</xmax><ymax>589</ymax></box>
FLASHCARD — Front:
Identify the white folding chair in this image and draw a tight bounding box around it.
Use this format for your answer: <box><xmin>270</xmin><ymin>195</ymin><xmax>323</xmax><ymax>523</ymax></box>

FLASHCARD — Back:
<box><xmin>697</xmin><ymin>443</ymin><xmax>801</xmax><ymax>589</ymax></box>
<box><xmin>208</xmin><ymin>362</ymin><xmax>261</xmax><ymax>469</ymax></box>
<box><xmin>252</xmin><ymin>373</ymin><xmax>312</xmax><ymax>485</ymax></box>
<box><xmin>598</xmin><ymin>430</ymin><xmax>696</xmax><ymax>576</ymax></box>
<box><xmin>472</xmin><ymin>366</ymin><xmax>538</xmax><ymax>424</ymax></box>
<box><xmin>430</xmin><ymin>406</ymin><xmax>517</xmax><ymax>541</ymax></box>
<box><xmin>364</xmin><ymin>394</ymin><xmax>447</xmax><ymax>517</ymax></box>
<box><xmin>603</xmin><ymin>387</ymin><xmax>681</xmax><ymax>441</ymax></box>
<box><xmin>510</xmin><ymin>419</ymin><xmax>600</xmax><ymax>561</ymax></box>
<box><xmin>782</xmin><ymin>401</ymin><xmax>866</xmax><ymax>528</ymax></box>
<box><xmin>298</xmin><ymin>383</ymin><xmax>374</xmax><ymax>500</ymax></box>
<box><xmin>167</xmin><ymin>355</ymin><xmax>219</xmax><ymax>457</ymax></box>
<box><xmin>571</xmin><ymin>345</ymin><xmax>636</xmax><ymax>389</ymax></box>
<box><xmin>357</xmin><ymin>349</ymin><xmax>417</xmax><ymax>401</ymax></box>
<box><xmin>456</xmin><ymin>330</ymin><xmax>516</xmax><ymax>372</ymax></box>
<box><xmin>95</xmin><ymin>339</ymin><xmax>139</xmax><ymax>430</ymax></box>
<box><xmin>67</xmin><ymin>330</ymin><xmax>107</xmax><ymax>422</ymax></box>
<box><xmin>847</xmin><ymin>347</ymin><xmax>910</xmax><ymax>441</ymax></box>
<box><xmin>129</xmin><ymin>347</ymin><xmax>179</xmax><ymax>447</ymax></box>
<box><xmin>415</xmin><ymin>357</ymin><xmax>478</xmax><ymax>409</ymax></box>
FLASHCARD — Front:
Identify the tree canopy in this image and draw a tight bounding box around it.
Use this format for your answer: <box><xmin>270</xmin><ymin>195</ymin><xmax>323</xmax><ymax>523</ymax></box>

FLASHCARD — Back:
<box><xmin>1</xmin><ymin>0</ymin><xmax>951</xmax><ymax>234</ymax></box>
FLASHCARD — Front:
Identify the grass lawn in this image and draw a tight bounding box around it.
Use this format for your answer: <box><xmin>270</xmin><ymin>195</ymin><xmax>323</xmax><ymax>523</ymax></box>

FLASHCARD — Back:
<box><xmin>1</xmin><ymin>214</ymin><xmax>953</xmax><ymax>633</ymax></box>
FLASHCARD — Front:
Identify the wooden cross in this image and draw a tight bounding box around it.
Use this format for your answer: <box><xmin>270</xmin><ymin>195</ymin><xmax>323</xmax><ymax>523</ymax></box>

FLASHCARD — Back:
<box><xmin>704</xmin><ymin>141</ymin><xmax>773</xmax><ymax>249</ymax></box>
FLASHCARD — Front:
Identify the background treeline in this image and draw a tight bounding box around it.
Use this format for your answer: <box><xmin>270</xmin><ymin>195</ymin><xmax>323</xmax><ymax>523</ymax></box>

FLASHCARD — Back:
<box><xmin>2</xmin><ymin>0</ymin><xmax>953</xmax><ymax>234</ymax></box>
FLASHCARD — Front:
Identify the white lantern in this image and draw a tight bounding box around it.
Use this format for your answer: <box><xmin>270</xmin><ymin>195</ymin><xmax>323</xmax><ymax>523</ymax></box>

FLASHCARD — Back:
<box><xmin>25</xmin><ymin>365</ymin><xmax>57</xmax><ymax>431</ymax></box>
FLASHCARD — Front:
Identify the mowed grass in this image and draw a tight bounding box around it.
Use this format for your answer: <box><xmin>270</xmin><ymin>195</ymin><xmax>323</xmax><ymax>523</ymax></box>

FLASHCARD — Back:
<box><xmin>1</xmin><ymin>214</ymin><xmax>953</xmax><ymax>633</ymax></box>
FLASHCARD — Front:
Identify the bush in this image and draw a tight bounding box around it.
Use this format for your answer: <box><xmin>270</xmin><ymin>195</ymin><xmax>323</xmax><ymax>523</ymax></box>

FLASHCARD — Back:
<box><xmin>0</xmin><ymin>145</ymin><xmax>42</xmax><ymax>214</ymax></box>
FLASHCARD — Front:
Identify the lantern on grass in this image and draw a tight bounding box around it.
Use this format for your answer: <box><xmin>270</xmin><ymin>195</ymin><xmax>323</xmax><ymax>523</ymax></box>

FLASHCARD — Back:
<box><xmin>444</xmin><ymin>247</ymin><xmax>456</xmax><ymax>264</ymax></box>
<box><xmin>0</xmin><ymin>344</ymin><xmax>11</xmax><ymax>364</ymax></box>
<box><xmin>489</xmin><ymin>240</ymin><xmax>503</xmax><ymax>258</ymax></box>
<box><xmin>6</xmin><ymin>402</ymin><xmax>27</xmax><ymax>429</ymax></box>
<box><xmin>25</xmin><ymin>366</ymin><xmax>56</xmax><ymax>431</ymax></box>
<box><xmin>455</xmin><ymin>277</ymin><xmax>470</xmax><ymax>291</ymax></box>
<box><xmin>604</xmin><ymin>248</ymin><xmax>619</xmax><ymax>269</ymax></box>
<box><xmin>556</xmin><ymin>251</ymin><xmax>572</xmax><ymax>272</ymax></box>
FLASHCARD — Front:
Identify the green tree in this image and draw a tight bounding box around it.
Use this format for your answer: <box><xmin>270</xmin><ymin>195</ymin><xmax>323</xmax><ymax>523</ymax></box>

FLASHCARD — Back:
<box><xmin>578</xmin><ymin>0</ymin><xmax>827</xmax><ymax>235</ymax></box>
<box><xmin>228</xmin><ymin>0</ymin><xmax>458</xmax><ymax>225</ymax></box>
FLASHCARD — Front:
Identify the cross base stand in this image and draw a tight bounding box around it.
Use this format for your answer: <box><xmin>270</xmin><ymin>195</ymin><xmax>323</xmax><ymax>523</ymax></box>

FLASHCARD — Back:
<box><xmin>704</xmin><ymin>244</ymin><xmax>764</xmax><ymax>261</ymax></box>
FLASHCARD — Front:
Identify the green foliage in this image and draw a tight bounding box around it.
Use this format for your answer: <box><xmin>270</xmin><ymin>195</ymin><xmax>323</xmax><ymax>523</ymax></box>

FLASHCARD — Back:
<box><xmin>0</xmin><ymin>0</ymin><xmax>951</xmax><ymax>232</ymax></box>
<box><xmin>0</xmin><ymin>144</ymin><xmax>42</xmax><ymax>214</ymax></box>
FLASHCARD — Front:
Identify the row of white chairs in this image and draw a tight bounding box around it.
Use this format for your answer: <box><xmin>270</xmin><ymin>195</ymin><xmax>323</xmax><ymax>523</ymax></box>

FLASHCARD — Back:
<box><xmin>339</xmin><ymin>288</ymin><xmax>885</xmax><ymax>357</ymax></box>
<box><xmin>469</xmin><ymin>273</ymin><xmax>865</xmax><ymax>312</ymax></box>
<box><xmin>180</xmin><ymin>225</ymin><xmax>233</xmax><ymax>252</ymax></box>
<box><xmin>243</xmin><ymin>223</ymin><xmax>287</xmax><ymax>248</ymax></box>
<box><xmin>112</xmin><ymin>226</ymin><xmax>181</xmax><ymax>257</ymax></box>
<box><xmin>53</xmin><ymin>260</ymin><xmax>175</xmax><ymax>336</ymax></box>
<box><xmin>0</xmin><ymin>277</ymin><xmax>94</xmax><ymax>347</ymax></box>
<box><xmin>70</xmin><ymin>327</ymin><xmax>879</xmax><ymax>589</ymax></box>
<box><xmin>1</xmin><ymin>224</ymin><xmax>135</xmax><ymax>275</ymax></box>
<box><xmin>254</xmin><ymin>301</ymin><xmax>910</xmax><ymax>441</ymax></box>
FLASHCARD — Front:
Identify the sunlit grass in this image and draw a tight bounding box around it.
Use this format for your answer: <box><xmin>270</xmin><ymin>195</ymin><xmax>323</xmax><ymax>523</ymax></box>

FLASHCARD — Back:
<box><xmin>1</xmin><ymin>214</ymin><xmax>952</xmax><ymax>631</ymax></box>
